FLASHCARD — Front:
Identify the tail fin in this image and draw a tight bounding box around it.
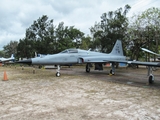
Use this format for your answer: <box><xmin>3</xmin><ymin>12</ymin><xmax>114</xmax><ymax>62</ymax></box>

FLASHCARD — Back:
<box><xmin>10</xmin><ymin>54</ymin><xmax>15</xmax><ymax>62</ymax></box>
<box><xmin>11</xmin><ymin>54</ymin><xmax>15</xmax><ymax>60</ymax></box>
<box><xmin>11</xmin><ymin>54</ymin><xmax>14</xmax><ymax>59</ymax></box>
<box><xmin>110</xmin><ymin>40</ymin><xmax>124</xmax><ymax>56</ymax></box>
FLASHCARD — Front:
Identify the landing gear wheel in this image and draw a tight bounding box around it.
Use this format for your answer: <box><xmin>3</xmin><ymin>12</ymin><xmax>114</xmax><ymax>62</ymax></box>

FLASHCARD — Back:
<box><xmin>148</xmin><ymin>75</ymin><xmax>154</xmax><ymax>84</ymax></box>
<box><xmin>86</xmin><ymin>64</ymin><xmax>90</xmax><ymax>73</ymax></box>
<box><xmin>56</xmin><ymin>72</ymin><xmax>61</xmax><ymax>77</ymax></box>
<box><xmin>110</xmin><ymin>70</ymin><xmax>115</xmax><ymax>75</ymax></box>
<box><xmin>86</xmin><ymin>68</ymin><xmax>90</xmax><ymax>73</ymax></box>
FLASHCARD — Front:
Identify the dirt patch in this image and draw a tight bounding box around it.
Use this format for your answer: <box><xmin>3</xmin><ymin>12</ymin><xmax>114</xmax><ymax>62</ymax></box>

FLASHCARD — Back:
<box><xmin>0</xmin><ymin>66</ymin><xmax>160</xmax><ymax>120</ymax></box>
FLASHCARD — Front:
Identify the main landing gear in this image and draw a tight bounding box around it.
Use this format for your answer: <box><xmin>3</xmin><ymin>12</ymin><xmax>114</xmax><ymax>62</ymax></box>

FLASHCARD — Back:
<box><xmin>109</xmin><ymin>63</ymin><xmax>115</xmax><ymax>75</ymax></box>
<box><xmin>147</xmin><ymin>66</ymin><xmax>154</xmax><ymax>84</ymax></box>
<box><xmin>109</xmin><ymin>69</ymin><xmax>115</xmax><ymax>75</ymax></box>
<box><xmin>85</xmin><ymin>63</ymin><xmax>155</xmax><ymax>84</ymax></box>
<box><xmin>86</xmin><ymin>63</ymin><xmax>91</xmax><ymax>73</ymax></box>
<box><xmin>110</xmin><ymin>63</ymin><xmax>155</xmax><ymax>84</ymax></box>
<box><xmin>85</xmin><ymin>63</ymin><xmax>116</xmax><ymax>75</ymax></box>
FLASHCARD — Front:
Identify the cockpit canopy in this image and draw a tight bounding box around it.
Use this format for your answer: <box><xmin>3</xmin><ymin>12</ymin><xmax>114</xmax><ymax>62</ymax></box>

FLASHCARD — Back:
<box><xmin>60</xmin><ymin>49</ymin><xmax>78</xmax><ymax>54</ymax></box>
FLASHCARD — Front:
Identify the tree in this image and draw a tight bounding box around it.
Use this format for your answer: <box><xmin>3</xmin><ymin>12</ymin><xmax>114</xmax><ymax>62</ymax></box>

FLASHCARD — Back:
<box><xmin>3</xmin><ymin>40</ymin><xmax>18</xmax><ymax>58</ymax></box>
<box><xmin>80</xmin><ymin>35</ymin><xmax>92</xmax><ymax>50</ymax></box>
<box><xmin>68</xmin><ymin>26</ymin><xmax>84</xmax><ymax>48</ymax></box>
<box><xmin>17</xmin><ymin>15</ymin><xmax>85</xmax><ymax>58</ymax></box>
<box><xmin>17</xmin><ymin>38</ymin><xmax>34</xmax><ymax>59</ymax></box>
<box><xmin>141</xmin><ymin>7</ymin><xmax>160</xmax><ymax>54</ymax></box>
<box><xmin>126</xmin><ymin>7</ymin><xmax>160</xmax><ymax>61</ymax></box>
<box><xmin>0</xmin><ymin>50</ymin><xmax>5</xmax><ymax>57</ymax></box>
<box><xmin>55</xmin><ymin>22</ymin><xmax>84</xmax><ymax>53</ymax></box>
<box><xmin>90</xmin><ymin>4</ymin><xmax>131</xmax><ymax>53</ymax></box>
<box><xmin>25</xmin><ymin>15</ymin><xmax>56</xmax><ymax>54</ymax></box>
<box><xmin>55</xmin><ymin>22</ymin><xmax>73</xmax><ymax>52</ymax></box>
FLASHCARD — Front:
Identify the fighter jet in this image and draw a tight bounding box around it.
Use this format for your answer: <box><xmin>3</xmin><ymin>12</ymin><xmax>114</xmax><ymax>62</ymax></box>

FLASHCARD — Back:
<box><xmin>0</xmin><ymin>54</ymin><xmax>15</xmax><ymax>63</ymax></box>
<box><xmin>18</xmin><ymin>40</ymin><xmax>160</xmax><ymax>84</ymax></box>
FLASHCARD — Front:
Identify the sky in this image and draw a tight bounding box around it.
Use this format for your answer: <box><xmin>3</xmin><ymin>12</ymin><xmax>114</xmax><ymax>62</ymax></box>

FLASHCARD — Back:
<box><xmin>0</xmin><ymin>0</ymin><xmax>159</xmax><ymax>50</ymax></box>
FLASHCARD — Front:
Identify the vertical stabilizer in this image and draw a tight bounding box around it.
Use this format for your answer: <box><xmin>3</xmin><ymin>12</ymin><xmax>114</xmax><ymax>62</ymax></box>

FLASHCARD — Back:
<box><xmin>11</xmin><ymin>54</ymin><xmax>14</xmax><ymax>59</ymax></box>
<box><xmin>110</xmin><ymin>40</ymin><xmax>124</xmax><ymax>56</ymax></box>
<box><xmin>10</xmin><ymin>54</ymin><xmax>15</xmax><ymax>62</ymax></box>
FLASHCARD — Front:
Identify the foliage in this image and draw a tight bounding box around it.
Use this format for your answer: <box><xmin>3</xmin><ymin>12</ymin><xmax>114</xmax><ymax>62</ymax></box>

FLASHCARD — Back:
<box><xmin>17</xmin><ymin>15</ymin><xmax>84</xmax><ymax>58</ymax></box>
<box><xmin>55</xmin><ymin>22</ymin><xmax>84</xmax><ymax>53</ymax></box>
<box><xmin>126</xmin><ymin>7</ymin><xmax>160</xmax><ymax>60</ymax></box>
<box><xmin>0</xmin><ymin>50</ymin><xmax>5</xmax><ymax>57</ymax></box>
<box><xmin>80</xmin><ymin>35</ymin><xmax>93</xmax><ymax>50</ymax></box>
<box><xmin>17</xmin><ymin>38</ymin><xmax>34</xmax><ymax>59</ymax></box>
<box><xmin>25</xmin><ymin>15</ymin><xmax>55</xmax><ymax>54</ymax></box>
<box><xmin>3</xmin><ymin>41</ymin><xmax>18</xmax><ymax>58</ymax></box>
<box><xmin>90</xmin><ymin>4</ymin><xmax>131</xmax><ymax>53</ymax></box>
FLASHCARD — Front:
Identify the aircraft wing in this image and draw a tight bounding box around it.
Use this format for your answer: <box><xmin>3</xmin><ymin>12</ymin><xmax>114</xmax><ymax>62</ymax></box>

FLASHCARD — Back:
<box><xmin>0</xmin><ymin>59</ymin><xmax>14</xmax><ymax>63</ymax></box>
<box><xmin>106</xmin><ymin>60</ymin><xmax>160</xmax><ymax>67</ymax></box>
<box><xmin>126</xmin><ymin>61</ymin><xmax>160</xmax><ymax>67</ymax></box>
<box><xmin>80</xmin><ymin>56</ymin><xmax>160</xmax><ymax>67</ymax></box>
<box><xmin>141</xmin><ymin>48</ymin><xmax>160</xmax><ymax>56</ymax></box>
<box><xmin>80</xmin><ymin>56</ymin><xmax>128</xmax><ymax>64</ymax></box>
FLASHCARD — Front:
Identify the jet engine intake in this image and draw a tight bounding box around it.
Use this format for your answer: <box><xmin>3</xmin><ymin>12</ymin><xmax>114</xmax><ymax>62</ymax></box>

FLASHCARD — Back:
<box><xmin>78</xmin><ymin>58</ymin><xmax>84</xmax><ymax>63</ymax></box>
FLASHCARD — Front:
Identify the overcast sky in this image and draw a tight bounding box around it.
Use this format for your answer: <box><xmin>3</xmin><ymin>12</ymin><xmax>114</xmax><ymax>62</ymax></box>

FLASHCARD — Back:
<box><xmin>0</xmin><ymin>0</ymin><xmax>159</xmax><ymax>50</ymax></box>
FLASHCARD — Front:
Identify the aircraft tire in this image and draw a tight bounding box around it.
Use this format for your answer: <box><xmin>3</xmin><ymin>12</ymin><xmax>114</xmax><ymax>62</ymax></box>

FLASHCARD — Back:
<box><xmin>110</xmin><ymin>70</ymin><xmax>115</xmax><ymax>75</ymax></box>
<box><xmin>56</xmin><ymin>72</ymin><xmax>61</xmax><ymax>77</ymax></box>
<box><xmin>86</xmin><ymin>64</ymin><xmax>90</xmax><ymax>73</ymax></box>
<box><xmin>148</xmin><ymin>75</ymin><xmax>154</xmax><ymax>84</ymax></box>
<box><xmin>86</xmin><ymin>68</ymin><xmax>90</xmax><ymax>73</ymax></box>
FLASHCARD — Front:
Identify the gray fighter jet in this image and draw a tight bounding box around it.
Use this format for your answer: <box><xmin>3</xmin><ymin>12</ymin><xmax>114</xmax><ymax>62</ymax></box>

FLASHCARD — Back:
<box><xmin>18</xmin><ymin>40</ymin><xmax>160</xmax><ymax>84</ymax></box>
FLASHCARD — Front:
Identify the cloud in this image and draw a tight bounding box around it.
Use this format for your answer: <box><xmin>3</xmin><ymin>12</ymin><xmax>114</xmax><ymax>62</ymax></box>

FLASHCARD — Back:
<box><xmin>0</xmin><ymin>0</ymin><xmax>159</xmax><ymax>50</ymax></box>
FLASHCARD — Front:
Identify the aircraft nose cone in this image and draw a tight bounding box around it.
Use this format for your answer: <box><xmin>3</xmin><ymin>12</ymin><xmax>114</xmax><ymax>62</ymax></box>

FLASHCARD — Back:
<box><xmin>17</xmin><ymin>59</ymin><xmax>32</xmax><ymax>64</ymax></box>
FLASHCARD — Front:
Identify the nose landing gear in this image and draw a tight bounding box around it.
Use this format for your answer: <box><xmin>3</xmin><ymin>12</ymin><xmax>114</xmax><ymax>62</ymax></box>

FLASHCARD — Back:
<box><xmin>148</xmin><ymin>66</ymin><xmax>154</xmax><ymax>84</ymax></box>
<box><xmin>56</xmin><ymin>65</ymin><xmax>61</xmax><ymax>77</ymax></box>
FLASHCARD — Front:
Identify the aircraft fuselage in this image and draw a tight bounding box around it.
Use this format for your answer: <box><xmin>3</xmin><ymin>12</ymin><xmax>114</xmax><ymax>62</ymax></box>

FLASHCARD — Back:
<box><xmin>31</xmin><ymin>49</ymin><xmax>126</xmax><ymax>65</ymax></box>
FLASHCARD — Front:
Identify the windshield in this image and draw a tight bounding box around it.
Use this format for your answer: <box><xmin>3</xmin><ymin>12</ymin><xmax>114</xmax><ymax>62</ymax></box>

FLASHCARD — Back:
<box><xmin>68</xmin><ymin>49</ymin><xmax>78</xmax><ymax>53</ymax></box>
<box><xmin>60</xmin><ymin>50</ymin><xmax>68</xmax><ymax>53</ymax></box>
<box><xmin>60</xmin><ymin>49</ymin><xmax>78</xmax><ymax>54</ymax></box>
